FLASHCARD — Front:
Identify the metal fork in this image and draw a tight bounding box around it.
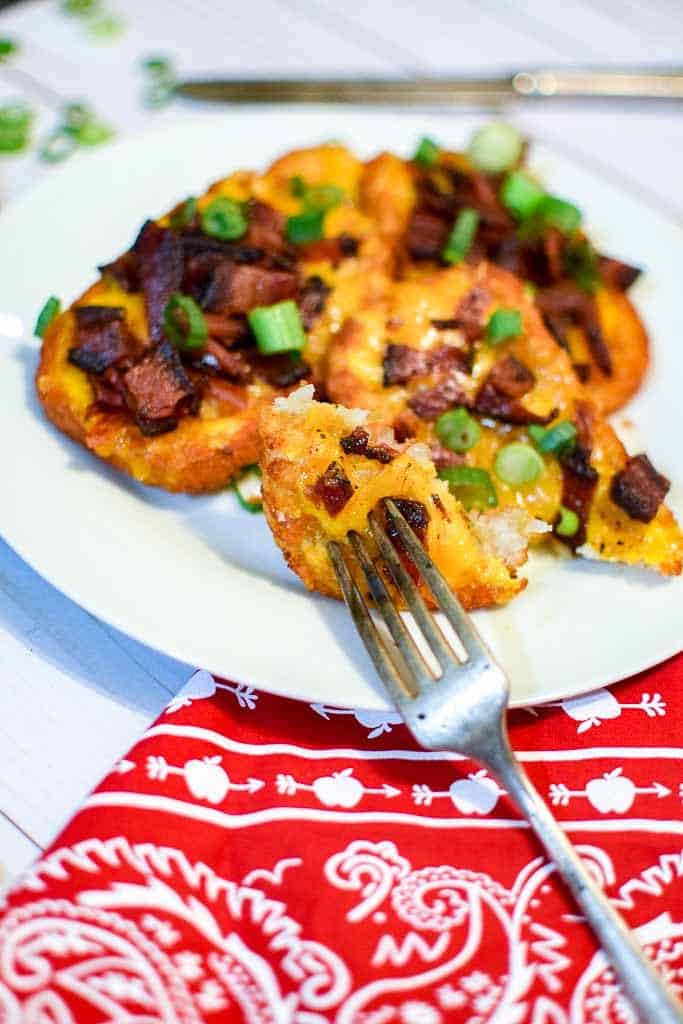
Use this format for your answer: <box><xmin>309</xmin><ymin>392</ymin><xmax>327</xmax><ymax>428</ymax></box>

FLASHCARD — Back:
<box><xmin>328</xmin><ymin>499</ymin><xmax>683</xmax><ymax>1023</ymax></box>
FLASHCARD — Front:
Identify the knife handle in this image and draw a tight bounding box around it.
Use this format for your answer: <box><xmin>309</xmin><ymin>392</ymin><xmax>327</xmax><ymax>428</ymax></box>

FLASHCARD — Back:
<box><xmin>514</xmin><ymin>69</ymin><xmax>683</xmax><ymax>100</ymax></box>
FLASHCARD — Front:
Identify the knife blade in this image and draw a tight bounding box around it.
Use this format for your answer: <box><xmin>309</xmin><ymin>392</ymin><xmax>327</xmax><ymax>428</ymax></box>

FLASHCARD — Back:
<box><xmin>177</xmin><ymin>69</ymin><xmax>683</xmax><ymax>106</ymax></box>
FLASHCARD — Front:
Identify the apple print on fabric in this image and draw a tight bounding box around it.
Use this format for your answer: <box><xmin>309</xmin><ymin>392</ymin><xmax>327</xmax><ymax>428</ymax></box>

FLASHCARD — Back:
<box><xmin>550</xmin><ymin>767</ymin><xmax>670</xmax><ymax>813</ymax></box>
<box><xmin>413</xmin><ymin>771</ymin><xmax>505</xmax><ymax>814</ymax></box>
<box><xmin>276</xmin><ymin>768</ymin><xmax>400</xmax><ymax>807</ymax></box>
<box><xmin>146</xmin><ymin>754</ymin><xmax>264</xmax><ymax>804</ymax></box>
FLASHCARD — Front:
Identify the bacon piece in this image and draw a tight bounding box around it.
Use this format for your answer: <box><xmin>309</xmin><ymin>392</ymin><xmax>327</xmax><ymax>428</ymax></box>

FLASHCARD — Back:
<box><xmin>91</xmin><ymin>367</ymin><xmax>126</xmax><ymax>409</ymax></box>
<box><xmin>299</xmin><ymin>234</ymin><xmax>359</xmax><ymax>264</ymax></box>
<box><xmin>205</xmin><ymin>340</ymin><xmax>252</xmax><ymax>383</ymax></box>
<box><xmin>203</xmin><ymin>313</ymin><xmax>248</xmax><ymax>347</ymax></box>
<box><xmin>299</xmin><ymin>275</ymin><xmax>331</xmax><ymax>329</ymax></box>
<box><xmin>487</xmin><ymin>354</ymin><xmax>535</xmax><ymax>399</ymax></box>
<box><xmin>543</xmin><ymin>228</ymin><xmax>565</xmax><ymax>282</ymax></box>
<box><xmin>122</xmin><ymin>340</ymin><xmax>197</xmax><ymax>435</ymax></box>
<box><xmin>311</xmin><ymin>461</ymin><xmax>354</xmax><ymax>516</ymax></box>
<box><xmin>244</xmin><ymin>200</ymin><xmax>287</xmax><ymax>252</ymax></box>
<box><xmin>536</xmin><ymin>281</ymin><xmax>612</xmax><ymax>376</ymax></box>
<box><xmin>98</xmin><ymin>251</ymin><xmax>139</xmax><ymax>292</ymax></box>
<box><xmin>340</xmin><ymin>427</ymin><xmax>395</xmax><ymax>464</ymax></box>
<box><xmin>610</xmin><ymin>454</ymin><xmax>670</xmax><ymax>523</ymax></box>
<box><xmin>203</xmin><ymin>377</ymin><xmax>248</xmax><ymax>409</ymax></box>
<box><xmin>453</xmin><ymin>285</ymin><xmax>490</xmax><ymax>342</ymax></box>
<box><xmin>202</xmin><ymin>262</ymin><xmax>298</xmax><ymax>315</ymax></box>
<box><xmin>384</xmin><ymin>497</ymin><xmax>429</xmax><ymax>581</ymax></box>
<box><xmin>135</xmin><ymin>221</ymin><xmax>184</xmax><ymax>345</ymax></box>
<box><xmin>406</xmin><ymin>210</ymin><xmax>449</xmax><ymax>260</ymax></box>
<box><xmin>181</xmin><ymin>232</ymin><xmax>264</xmax><ymax>264</ymax></box>
<box><xmin>429</xmin><ymin>442</ymin><xmax>465</xmax><ymax>471</ymax></box>
<box><xmin>598</xmin><ymin>255</ymin><xmax>641</xmax><ymax>291</ymax></box>
<box><xmin>408</xmin><ymin>373</ymin><xmax>466</xmax><ymax>421</ymax></box>
<box><xmin>556</xmin><ymin>402</ymin><xmax>599</xmax><ymax>546</ymax></box>
<box><xmin>252</xmin><ymin>352</ymin><xmax>311</xmax><ymax>388</ymax></box>
<box><xmin>392</xmin><ymin>410</ymin><xmax>420</xmax><ymax>443</ymax></box>
<box><xmin>68</xmin><ymin>306</ymin><xmax>138</xmax><ymax>375</ymax></box>
<box><xmin>383</xmin><ymin>344</ymin><xmax>430</xmax><ymax>386</ymax></box>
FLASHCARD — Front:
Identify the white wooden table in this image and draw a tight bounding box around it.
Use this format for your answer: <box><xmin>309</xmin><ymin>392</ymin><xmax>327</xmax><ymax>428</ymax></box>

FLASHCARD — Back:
<box><xmin>1</xmin><ymin>0</ymin><xmax>682</xmax><ymax>888</ymax></box>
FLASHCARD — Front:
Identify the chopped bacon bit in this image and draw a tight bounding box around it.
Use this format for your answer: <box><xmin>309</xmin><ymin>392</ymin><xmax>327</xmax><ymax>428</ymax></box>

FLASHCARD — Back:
<box><xmin>406</xmin><ymin>210</ymin><xmax>449</xmax><ymax>260</ymax></box>
<box><xmin>598</xmin><ymin>255</ymin><xmax>641</xmax><ymax>291</ymax></box>
<box><xmin>430</xmin><ymin>442</ymin><xmax>465</xmax><ymax>471</ymax></box>
<box><xmin>251</xmin><ymin>352</ymin><xmax>311</xmax><ymax>388</ymax></box>
<box><xmin>409</xmin><ymin>373</ymin><xmax>466</xmax><ymax>421</ymax></box>
<box><xmin>610</xmin><ymin>454</ymin><xmax>670</xmax><ymax>523</ymax></box>
<box><xmin>543</xmin><ymin>227</ymin><xmax>565</xmax><ymax>282</ymax></box>
<box><xmin>98</xmin><ymin>250</ymin><xmax>139</xmax><ymax>292</ymax></box>
<box><xmin>203</xmin><ymin>377</ymin><xmax>249</xmax><ymax>409</ymax></box>
<box><xmin>542</xmin><ymin>312</ymin><xmax>571</xmax><ymax>351</ymax></box>
<box><xmin>431</xmin><ymin>317</ymin><xmax>459</xmax><ymax>330</ymax></box>
<box><xmin>392</xmin><ymin>410</ymin><xmax>420</xmax><ymax>443</ymax></box>
<box><xmin>205</xmin><ymin>340</ymin><xmax>252</xmax><ymax>383</ymax></box>
<box><xmin>558</xmin><ymin>437</ymin><xmax>599</xmax><ymax>547</ymax></box>
<box><xmin>573</xmin><ymin>362</ymin><xmax>591</xmax><ymax>383</ymax></box>
<box><xmin>382</xmin><ymin>344</ymin><xmax>430</xmax><ymax>386</ymax></box>
<box><xmin>299</xmin><ymin>275</ymin><xmax>331</xmax><ymax>329</ymax></box>
<box><xmin>122</xmin><ymin>340</ymin><xmax>197</xmax><ymax>435</ymax></box>
<box><xmin>135</xmin><ymin>221</ymin><xmax>184</xmax><ymax>345</ymax></box>
<box><xmin>487</xmin><ymin>354</ymin><xmax>535</xmax><ymax>398</ymax></box>
<box><xmin>203</xmin><ymin>262</ymin><xmax>299</xmax><ymax>316</ymax></box>
<box><xmin>339</xmin><ymin>233</ymin><xmax>359</xmax><ymax>257</ymax></box>
<box><xmin>340</xmin><ymin>427</ymin><xmax>396</xmax><ymax>464</ymax></box>
<box><xmin>91</xmin><ymin>367</ymin><xmax>126</xmax><ymax>409</ymax></box>
<box><xmin>453</xmin><ymin>285</ymin><xmax>491</xmax><ymax>342</ymax></box>
<box><xmin>181</xmin><ymin>232</ymin><xmax>264</xmax><ymax>264</ymax></box>
<box><xmin>384</xmin><ymin>497</ymin><xmax>429</xmax><ymax>581</ymax></box>
<box><xmin>69</xmin><ymin>306</ymin><xmax>139</xmax><ymax>375</ymax></box>
<box><xmin>299</xmin><ymin>235</ymin><xmax>357</xmax><ymax>265</ymax></box>
<box><xmin>536</xmin><ymin>281</ymin><xmax>612</xmax><ymax>376</ymax></box>
<box><xmin>203</xmin><ymin>313</ymin><xmax>248</xmax><ymax>347</ymax></box>
<box><xmin>243</xmin><ymin>200</ymin><xmax>287</xmax><ymax>252</ymax></box>
<box><xmin>574</xmin><ymin>399</ymin><xmax>595</xmax><ymax>450</ymax></box>
<box><xmin>311</xmin><ymin>461</ymin><xmax>354</xmax><ymax>516</ymax></box>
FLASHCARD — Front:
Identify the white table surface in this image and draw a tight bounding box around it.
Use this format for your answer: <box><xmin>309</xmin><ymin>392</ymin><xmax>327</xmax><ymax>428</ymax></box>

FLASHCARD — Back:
<box><xmin>1</xmin><ymin>0</ymin><xmax>682</xmax><ymax>889</ymax></box>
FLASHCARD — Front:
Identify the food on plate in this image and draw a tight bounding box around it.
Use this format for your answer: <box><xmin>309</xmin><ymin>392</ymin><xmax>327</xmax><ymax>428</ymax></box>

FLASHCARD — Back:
<box><xmin>259</xmin><ymin>385</ymin><xmax>550</xmax><ymax>608</ymax></box>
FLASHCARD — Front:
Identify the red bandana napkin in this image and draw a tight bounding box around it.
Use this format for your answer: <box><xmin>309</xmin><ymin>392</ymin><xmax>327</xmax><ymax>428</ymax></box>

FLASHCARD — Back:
<box><xmin>1</xmin><ymin>652</ymin><xmax>682</xmax><ymax>1022</ymax></box>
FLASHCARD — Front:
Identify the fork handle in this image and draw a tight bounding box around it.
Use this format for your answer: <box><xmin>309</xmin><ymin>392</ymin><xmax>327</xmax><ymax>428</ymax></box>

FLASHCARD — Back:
<box><xmin>486</xmin><ymin>733</ymin><xmax>683</xmax><ymax>1022</ymax></box>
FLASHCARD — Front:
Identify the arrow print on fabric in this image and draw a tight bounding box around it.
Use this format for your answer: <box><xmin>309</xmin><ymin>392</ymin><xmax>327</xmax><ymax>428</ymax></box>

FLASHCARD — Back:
<box><xmin>309</xmin><ymin>704</ymin><xmax>403</xmax><ymax>738</ymax></box>
<box><xmin>528</xmin><ymin>689</ymin><xmax>666</xmax><ymax>733</ymax></box>
<box><xmin>275</xmin><ymin>768</ymin><xmax>401</xmax><ymax>808</ymax></box>
<box><xmin>166</xmin><ymin>670</ymin><xmax>258</xmax><ymax>714</ymax></box>
<box><xmin>413</xmin><ymin>771</ymin><xmax>506</xmax><ymax>815</ymax></box>
<box><xmin>146</xmin><ymin>754</ymin><xmax>264</xmax><ymax>805</ymax></box>
<box><xmin>549</xmin><ymin>768</ymin><xmax>670</xmax><ymax>813</ymax></box>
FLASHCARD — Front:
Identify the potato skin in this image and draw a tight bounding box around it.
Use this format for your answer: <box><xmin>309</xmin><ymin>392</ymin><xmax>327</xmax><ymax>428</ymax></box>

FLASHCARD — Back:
<box><xmin>589</xmin><ymin>287</ymin><xmax>649</xmax><ymax>414</ymax></box>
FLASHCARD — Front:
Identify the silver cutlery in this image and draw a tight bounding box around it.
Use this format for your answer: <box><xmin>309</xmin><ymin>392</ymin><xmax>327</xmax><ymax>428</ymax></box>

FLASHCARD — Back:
<box><xmin>328</xmin><ymin>498</ymin><xmax>683</xmax><ymax>1024</ymax></box>
<box><xmin>178</xmin><ymin>68</ymin><xmax>683</xmax><ymax>106</ymax></box>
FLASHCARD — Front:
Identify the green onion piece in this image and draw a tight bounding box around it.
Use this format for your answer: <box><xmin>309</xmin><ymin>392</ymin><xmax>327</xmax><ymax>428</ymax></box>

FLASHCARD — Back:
<box><xmin>39</xmin><ymin>130</ymin><xmax>77</xmax><ymax>163</ymax></box>
<box><xmin>435</xmin><ymin>407</ymin><xmax>481</xmax><ymax>453</ymax></box>
<box><xmin>143</xmin><ymin>55</ymin><xmax>172</xmax><ymax>76</ymax></box>
<box><xmin>494</xmin><ymin>442</ymin><xmax>544</xmax><ymax>485</ymax></box>
<box><xmin>438</xmin><ymin>466</ymin><xmax>498</xmax><ymax>510</ymax></box>
<box><xmin>529</xmin><ymin>419</ymin><xmax>577</xmax><ymax>455</ymax></box>
<box><xmin>486</xmin><ymin>307</ymin><xmax>522</xmax><ymax>345</ymax></box>
<box><xmin>248</xmin><ymin>300</ymin><xmax>306</xmax><ymax>355</ymax></box>
<box><xmin>500</xmin><ymin>170</ymin><xmax>545</xmax><ymax>221</ymax></box>
<box><xmin>233</xmin><ymin>465</ymin><xmax>263</xmax><ymax>513</ymax></box>
<box><xmin>286</xmin><ymin>208</ymin><xmax>325</xmax><ymax>244</ymax></box>
<box><xmin>414</xmin><ymin>136</ymin><xmax>440</xmax><ymax>166</ymax></box>
<box><xmin>563</xmin><ymin>237</ymin><xmax>600</xmax><ymax>293</ymax></box>
<box><xmin>62</xmin><ymin>0</ymin><xmax>100</xmax><ymax>14</ymax></box>
<box><xmin>144</xmin><ymin>80</ymin><xmax>176</xmax><ymax>108</ymax></box>
<box><xmin>467</xmin><ymin>121</ymin><xmax>523</xmax><ymax>174</ymax></box>
<box><xmin>289</xmin><ymin>175</ymin><xmax>306</xmax><ymax>198</ymax></box>
<box><xmin>539</xmin><ymin>194</ymin><xmax>581</xmax><ymax>234</ymax></box>
<box><xmin>305</xmin><ymin>183</ymin><xmax>344</xmax><ymax>211</ymax></box>
<box><xmin>170</xmin><ymin>196</ymin><xmax>197</xmax><ymax>229</ymax></box>
<box><xmin>0</xmin><ymin>100</ymin><xmax>33</xmax><ymax>151</ymax></box>
<box><xmin>34</xmin><ymin>296</ymin><xmax>61</xmax><ymax>338</ymax></box>
<box><xmin>201</xmin><ymin>197</ymin><xmax>247</xmax><ymax>241</ymax></box>
<box><xmin>88</xmin><ymin>14</ymin><xmax>125</xmax><ymax>38</ymax></box>
<box><xmin>74</xmin><ymin>118</ymin><xmax>113</xmax><ymax>146</ymax></box>
<box><xmin>555</xmin><ymin>504</ymin><xmax>579</xmax><ymax>537</ymax></box>
<box><xmin>0</xmin><ymin>38</ymin><xmax>18</xmax><ymax>60</ymax></box>
<box><xmin>163</xmin><ymin>293</ymin><xmax>208</xmax><ymax>350</ymax></box>
<box><xmin>442</xmin><ymin>207</ymin><xmax>479</xmax><ymax>264</ymax></box>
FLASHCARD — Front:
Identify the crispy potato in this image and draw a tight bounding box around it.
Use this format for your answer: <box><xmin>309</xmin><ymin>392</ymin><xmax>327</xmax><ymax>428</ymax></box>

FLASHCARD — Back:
<box><xmin>259</xmin><ymin>386</ymin><xmax>550</xmax><ymax>608</ymax></box>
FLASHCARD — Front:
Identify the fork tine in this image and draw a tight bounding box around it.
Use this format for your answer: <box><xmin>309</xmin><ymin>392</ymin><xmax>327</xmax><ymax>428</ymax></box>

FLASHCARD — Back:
<box><xmin>368</xmin><ymin>510</ymin><xmax>455</xmax><ymax>669</ymax></box>
<box><xmin>327</xmin><ymin>540</ymin><xmax>417</xmax><ymax>705</ymax></box>
<box><xmin>383</xmin><ymin>499</ymin><xmax>492</xmax><ymax>663</ymax></box>
<box><xmin>347</xmin><ymin>531</ymin><xmax>435</xmax><ymax>689</ymax></box>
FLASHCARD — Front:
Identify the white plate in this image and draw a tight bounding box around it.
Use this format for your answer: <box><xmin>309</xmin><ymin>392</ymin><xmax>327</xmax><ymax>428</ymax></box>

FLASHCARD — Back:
<box><xmin>0</xmin><ymin>110</ymin><xmax>681</xmax><ymax>710</ymax></box>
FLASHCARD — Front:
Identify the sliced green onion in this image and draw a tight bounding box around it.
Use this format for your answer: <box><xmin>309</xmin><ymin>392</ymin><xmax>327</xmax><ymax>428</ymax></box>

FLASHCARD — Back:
<box><xmin>494</xmin><ymin>442</ymin><xmax>544</xmax><ymax>485</ymax></box>
<box><xmin>435</xmin><ymin>407</ymin><xmax>481</xmax><ymax>453</ymax></box>
<box><xmin>87</xmin><ymin>14</ymin><xmax>125</xmax><ymax>37</ymax></box>
<box><xmin>467</xmin><ymin>121</ymin><xmax>523</xmax><ymax>174</ymax></box>
<box><xmin>563</xmin><ymin>237</ymin><xmax>599</xmax><ymax>293</ymax></box>
<box><xmin>34</xmin><ymin>296</ymin><xmax>61</xmax><ymax>338</ymax></box>
<box><xmin>0</xmin><ymin>38</ymin><xmax>18</xmax><ymax>60</ymax></box>
<box><xmin>142</xmin><ymin>55</ymin><xmax>172</xmax><ymax>76</ymax></box>
<box><xmin>233</xmin><ymin>465</ymin><xmax>263</xmax><ymax>513</ymax></box>
<box><xmin>555</xmin><ymin>504</ymin><xmax>579</xmax><ymax>537</ymax></box>
<box><xmin>144</xmin><ymin>80</ymin><xmax>176</xmax><ymax>108</ymax></box>
<box><xmin>39</xmin><ymin>130</ymin><xmax>77</xmax><ymax>163</ymax></box>
<box><xmin>414</xmin><ymin>136</ymin><xmax>440</xmax><ymax>166</ymax></box>
<box><xmin>528</xmin><ymin>419</ymin><xmax>577</xmax><ymax>455</ymax></box>
<box><xmin>288</xmin><ymin>177</ymin><xmax>344</xmax><ymax>212</ymax></box>
<box><xmin>439</xmin><ymin>466</ymin><xmax>497</xmax><ymax>510</ymax></box>
<box><xmin>286</xmin><ymin>208</ymin><xmax>325</xmax><ymax>244</ymax></box>
<box><xmin>74</xmin><ymin>117</ymin><xmax>113</xmax><ymax>145</ymax></box>
<box><xmin>163</xmin><ymin>293</ymin><xmax>208</xmax><ymax>350</ymax></box>
<box><xmin>289</xmin><ymin>175</ymin><xmax>306</xmax><ymax>198</ymax></box>
<box><xmin>201</xmin><ymin>196</ymin><xmax>247</xmax><ymax>241</ymax></box>
<box><xmin>539</xmin><ymin>194</ymin><xmax>581</xmax><ymax>234</ymax></box>
<box><xmin>170</xmin><ymin>196</ymin><xmax>197</xmax><ymax>229</ymax></box>
<box><xmin>500</xmin><ymin>170</ymin><xmax>545</xmax><ymax>221</ymax></box>
<box><xmin>486</xmin><ymin>307</ymin><xmax>522</xmax><ymax>345</ymax></box>
<box><xmin>62</xmin><ymin>0</ymin><xmax>100</xmax><ymax>14</ymax></box>
<box><xmin>248</xmin><ymin>300</ymin><xmax>307</xmax><ymax>355</ymax></box>
<box><xmin>0</xmin><ymin>101</ymin><xmax>33</xmax><ymax>153</ymax></box>
<box><xmin>442</xmin><ymin>207</ymin><xmax>479</xmax><ymax>264</ymax></box>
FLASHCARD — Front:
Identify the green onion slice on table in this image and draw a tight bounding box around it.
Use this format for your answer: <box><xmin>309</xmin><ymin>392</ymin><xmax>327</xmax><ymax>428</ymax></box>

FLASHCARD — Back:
<box><xmin>248</xmin><ymin>300</ymin><xmax>307</xmax><ymax>355</ymax></box>
<box><xmin>163</xmin><ymin>294</ymin><xmax>208</xmax><ymax>351</ymax></box>
<box><xmin>442</xmin><ymin>207</ymin><xmax>479</xmax><ymax>265</ymax></box>
<box><xmin>233</xmin><ymin>465</ymin><xmax>263</xmax><ymax>513</ymax></box>
<box><xmin>435</xmin><ymin>408</ymin><xmax>481</xmax><ymax>452</ymax></box>
<box><xmin>438</xmin><ymin>466</ymin><xmax>498</xmax><ymax>510</ymax></box>
<box><xmin>494</xmin><ymin>442</ymin><xmax>544</xmax><ymax>485</ymax></box>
